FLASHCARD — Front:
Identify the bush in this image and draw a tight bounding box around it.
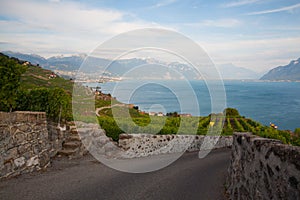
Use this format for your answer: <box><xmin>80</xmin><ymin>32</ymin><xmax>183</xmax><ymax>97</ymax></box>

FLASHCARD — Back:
<box><xmin>224</xmin><ymin>108</ymin><xmax>240</xmax><ymax>117</ymax></box>
<box><xmin>295</xmin><ymin>128</ymin><xmax>300</xmax><ymax>135</ymax></box>
<box><xmin>0</xmin><ymin>54</ymin><xmax>27</xmax><ymax>111</ymax></box>
<box><xmin>98</xmin><ymin>116</ymin><xmax>123</xmax><ymax>141</ymax></box>
<box><xmin>15</xmin><ymin>87</ymin><xmax>72</xmax><ymax>122</ymax></box>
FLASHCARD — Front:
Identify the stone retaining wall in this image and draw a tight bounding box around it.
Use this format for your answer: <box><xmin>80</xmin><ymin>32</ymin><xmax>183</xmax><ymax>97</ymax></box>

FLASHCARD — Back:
<box><xmin>0</xmin><ymin>111</ymin><xmax>76</xmax><ymax>179</ymax></box>
<box><xmin>0</xmin><ymin>112</ymin><xmax>51</xmax><ymax>179</ymax></box>
<box><xmin>118</xmin><ymin>134</ymin><xmax>233</xmax><ymax>158</ymax></box>
<box><xmin>227</xmin><ymin>132</ymin><xmax>300</xmax><ymax>200</ymax></box>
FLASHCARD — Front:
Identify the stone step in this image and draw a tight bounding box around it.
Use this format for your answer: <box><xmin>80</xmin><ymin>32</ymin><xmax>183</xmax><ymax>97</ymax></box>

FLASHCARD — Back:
<box><xmin>70</xmin><ymin>129</ymin><xmax>78</xmax><ymax>134</ymax></box>
<box><xmin>57</xmin><ymin>149</ymin><xmax>77</xmax><ymax>156</ymax></box>
<box><xmin>68</xmin><ymin>125</ymin><xmax>77</xmax><ymax>130</ymax></box>
<box><xmin>63</xmin><ymin>141</ymin><xmax>81</xmax><ymax>149</ymax></box>
<box><xmin>68</xmin><ymin>135</ymin><xmax>81</xmax><ymax>142</ymax></box>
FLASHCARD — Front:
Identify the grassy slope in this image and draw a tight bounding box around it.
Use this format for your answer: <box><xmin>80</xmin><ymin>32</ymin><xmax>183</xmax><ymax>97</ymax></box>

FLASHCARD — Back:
<box><xmin>20</xmin><ymin>65</ymin><xmax>74</xmax><ymax>93</ymax></box>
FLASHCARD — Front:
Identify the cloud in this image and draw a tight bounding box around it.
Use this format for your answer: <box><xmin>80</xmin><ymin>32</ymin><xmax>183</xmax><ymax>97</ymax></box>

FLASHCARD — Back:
<box><xmin>0</xmin><ymin>0</ymin><xmax>164</xmax><ymax>56</ymax></box>
<box><xmin>150</xmin><ymin>0</ymin><xmax>177</xmax><ymax>8</ymax></box>
<box><xmin>0</xmin><ymin>1</ymin><xmax>127</xmax><ymax>34</ymax></box>
<box><xmin>246</xmin><ymin>3</ymin><xmax>300</xmax><ymax>15</ymax></box>
<box><xmin>186</xmin><ymin>19</ymin><xmax>241</xmax><ymax>28</ymax></box>
<box><xmin>200</xmin><ymin>37</ymin><xmax>300</xmax><ymax>71</ymax></box>
<box><xmin>223</xmin><ymin>0</ymin><xmax>261</xmax><ymax>8</ymax></box>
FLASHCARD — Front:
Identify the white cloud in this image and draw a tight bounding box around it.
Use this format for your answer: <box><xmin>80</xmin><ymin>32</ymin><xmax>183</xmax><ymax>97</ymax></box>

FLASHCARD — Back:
<box><xmin>186</xmin><ymin>19</ymin><xmax>241</xmax><ymax>28</ymax></box>
<box><xmin>0</xmin><ymin>1</ymin><xmax>126</xmax><ymax>34</ymax></box>
<box><xmin>201</xmin><ymin>19</ymin><xmax>241</xmax><ymax>28</ymax></box>
<box><xmin>223</xmin><ymin>0</ymin><xmax>261</xmax><ymax>8</ymax></box>
<box><xmin>200</xmin><ymin>37</ymin><xmax>300</xmax><ymax>72</ymax></box>
<box><xmin>0</xmin><ymin>0</ymin><xmax>164</xmax><ymax>56</ymax></box>
<box><xmin>246</xmin><ymin>3</ymin><xmax>300</xmax><ymax>15</ymax></box>
<box><xmin>151</xmin><ymin>0</ymin><xmax>177</xmax><ymax>8</ymax></box>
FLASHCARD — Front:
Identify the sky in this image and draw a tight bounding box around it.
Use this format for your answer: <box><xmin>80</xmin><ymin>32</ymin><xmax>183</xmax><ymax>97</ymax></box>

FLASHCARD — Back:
<box><xmin>0</xmin><ymin>0</ymin><xmax>300</xmax><ymax>72</ymax></box>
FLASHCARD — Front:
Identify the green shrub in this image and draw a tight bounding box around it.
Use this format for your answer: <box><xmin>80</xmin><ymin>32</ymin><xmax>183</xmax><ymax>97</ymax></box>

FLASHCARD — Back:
<box><xmin>98</xmin><ymin>116</ymin><xmax>123</xmax><ymax>141</ymax></box>
<box><xmin>15</xmin><ymin>87</ymin><xmax>72</xmax><ymax>122</ymax></box>
<box><xmin>224</xmin><ymin>108</ymin><xmax>240</xmax><ymax>117</ymax></box>
<box><xmin>0</xmin><ymin>54</ymin><xmax>27</xmax><ymax>111</ymax></box>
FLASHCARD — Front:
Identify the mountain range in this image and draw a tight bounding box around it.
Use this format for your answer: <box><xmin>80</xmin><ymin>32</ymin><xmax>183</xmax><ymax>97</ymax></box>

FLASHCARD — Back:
<box><xmin>2</xmin><ymin>51</ymin><xmax>262</xmax><ymax>80</ymax></box>
<box><xmin>260</xmin><ymin>58</ymin><xmax>300</xmax><ymax>81</ymax></box>
<box><xmin>216</xmin><ymin>63</ymin><xmax>261</xmax><ymax>80</ymax></box>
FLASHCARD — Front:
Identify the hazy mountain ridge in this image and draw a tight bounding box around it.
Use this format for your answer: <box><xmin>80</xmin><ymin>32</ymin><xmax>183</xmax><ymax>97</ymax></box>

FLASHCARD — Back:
<box><xmin>2</xmin><ymin>51</ymin><xmax>200</xmax><ymax>79</ymax></box>
<box><xmin>260</xmin><ymin>58</ymin><xmax>300</xmax><ymax>81</ymax></box>
<box><xmin>216</xmin><ymin>63</ymin><xmax>260</xmax><ymax>80</ymax></box>
<box><xmin>3</xmin><ymin>51</ymin><xmax>47</xmax><ymax>65</ymax></box>
<box><xmin>3</xmin><ymin>51</ymin><xmax>260</xmax><ymax>80</ymax></box>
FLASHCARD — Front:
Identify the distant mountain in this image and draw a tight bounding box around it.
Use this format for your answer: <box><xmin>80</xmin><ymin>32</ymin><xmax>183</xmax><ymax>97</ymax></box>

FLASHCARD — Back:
<box><xmin>260</xmin><ymin>58</ymin><xmax>300</xmax><ymax>81</ymax></box>
<box><xmin>4</xmin><ymin>51</ymin><xmax>261</xmax><ymax>80</ymax></box>
<box><xmin>47</xmin><ymin>54</ymin><xmax>86</xmax><ymax>71</ymax></box>
<box><xmin>2</xmin><ymin>51</ymin><xmax>201</xmax><ymax>79</ymax></box>
<box><xmin>216</xmin><ymin>63</ymin><xmax>260</xmax><ymax>80</ymax></box>
<box><xmin>3</xmin><ymin>51</ymin><xmax>88</xmax><ymax>71</ymax></box>
<box><xmin>3</xmin><ymin>51</ymin><xmax>47</xmax><ymax>66</ymax></box>
<box><xmin>3</xmin><ymin>51</ymin><xmax>260</xmax><ymax>79</ymax></box>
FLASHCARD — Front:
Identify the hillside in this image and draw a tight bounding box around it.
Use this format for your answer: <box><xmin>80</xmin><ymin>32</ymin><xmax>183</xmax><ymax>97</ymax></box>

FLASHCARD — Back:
<box><xmin>260</xmin><ymin>58</ymin><xmax>300</xmax><ymax>81</ymax></box>
<box><xmin>20</xmin><ymin>63</ymin><xmax>74</xmax><ymax>93</ymax></box>
<box><xmin>0</xmin><ymin>52</ymin><xmax>74</xmax><ymax>93</ymax></box>
<box><xmin>2</xmin><ymin>51</ymin><xmax>47</xmax><ymax>66</ymax></box>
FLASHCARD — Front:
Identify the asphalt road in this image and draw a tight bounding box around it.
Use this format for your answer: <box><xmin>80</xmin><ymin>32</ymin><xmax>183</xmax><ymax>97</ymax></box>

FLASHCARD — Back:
<box><xmin>0</xmin><ymin>148</ymin><xmax>231</xmax><ymax>200</ymax></box>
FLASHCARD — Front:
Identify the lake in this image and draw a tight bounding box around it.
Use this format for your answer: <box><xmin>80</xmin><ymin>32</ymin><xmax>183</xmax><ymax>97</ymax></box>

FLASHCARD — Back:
<box><xmin>86</xmin><ymin>80</ymin><xmax>300</xmax><ymax>131</ymax></box>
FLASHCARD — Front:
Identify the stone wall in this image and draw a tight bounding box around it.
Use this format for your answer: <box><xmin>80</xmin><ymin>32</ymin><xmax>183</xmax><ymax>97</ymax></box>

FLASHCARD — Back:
<box><xmin>74</xmin><ymin>122</ymin><xmax>121</xmax><ymax>158</ymax></box>
<box><xmin>0</xmin><ymin>111</ymin><xmax>76</xmax><ymax>179</ymax></box>
<box><xmin>0</xmin><ymin>112</ymin><xmax>51</xmax><ymax>179</ymax></box>
<box><xmin>227</xmin><ymin>132</ymin><xmax>300</xmax><ymax>200</ymax></box>
<box><xmin>118</xmin><ymin>134</ymin><xmax>233</xmax><ymax>158</ymax></box>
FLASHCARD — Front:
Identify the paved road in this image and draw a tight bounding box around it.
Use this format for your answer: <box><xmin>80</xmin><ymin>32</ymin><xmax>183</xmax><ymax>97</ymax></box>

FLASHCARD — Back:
<box><xmin>95</xmin><ymin>104</ymin><xmax>127</xmax><ymax>116</ymax></box>
<box><xmin>0</xmin><ymin>148</ymin><xmax>231</xmax><ymax>200</ymax></box>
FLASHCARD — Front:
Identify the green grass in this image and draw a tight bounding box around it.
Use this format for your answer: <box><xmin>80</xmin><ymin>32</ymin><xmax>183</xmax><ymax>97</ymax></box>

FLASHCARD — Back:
<box><xmin>20</xmin><ymin>65</ymin><xmax>74</xmax><ymax>93</ymax></box>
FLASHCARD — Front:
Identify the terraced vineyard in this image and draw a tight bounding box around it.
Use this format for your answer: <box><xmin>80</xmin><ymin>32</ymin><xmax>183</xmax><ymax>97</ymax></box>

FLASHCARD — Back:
<box><xmin>97</xmin><ymin>107</ymin><xmax>299</xmax><ymax>145</ymax></box>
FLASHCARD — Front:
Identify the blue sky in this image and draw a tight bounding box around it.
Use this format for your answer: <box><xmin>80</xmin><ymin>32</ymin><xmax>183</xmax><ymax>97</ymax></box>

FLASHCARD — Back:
<box><xmin>0</xmin><ymin>0</ymin><xmax>300</xmax><ymax>72</ymax></box>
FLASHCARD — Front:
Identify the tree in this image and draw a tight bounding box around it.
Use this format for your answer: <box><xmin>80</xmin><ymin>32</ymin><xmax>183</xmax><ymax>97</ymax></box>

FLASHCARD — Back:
<box><xmin>0</xmin><ymin>54</ymin><xmax>27</xmax><ymax>111</ymax></box>
<box><xmin>166</xmin><ymin>112</ymin><xmax>179</xmax><ymax>117</ymax></box>
<box><xmin>224</xmin><ymin>108</ymin><xmax>240</xmax><ymax>117</ymax></box>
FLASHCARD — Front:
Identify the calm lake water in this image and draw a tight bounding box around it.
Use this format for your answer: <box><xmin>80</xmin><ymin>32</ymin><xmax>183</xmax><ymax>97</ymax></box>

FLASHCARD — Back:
<box><xmin>87</xmin><ymin>80</ymin><xmax>300</xmax><ymax>131</ymax></box>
